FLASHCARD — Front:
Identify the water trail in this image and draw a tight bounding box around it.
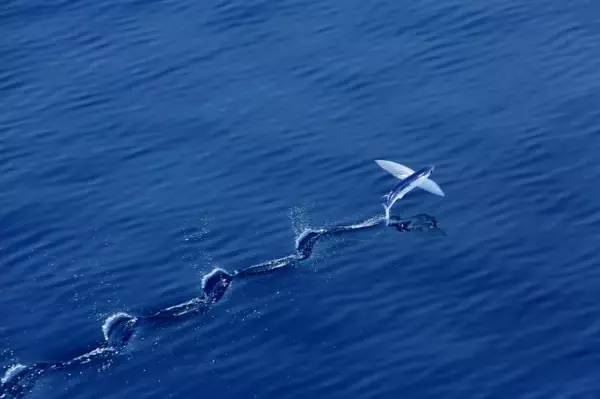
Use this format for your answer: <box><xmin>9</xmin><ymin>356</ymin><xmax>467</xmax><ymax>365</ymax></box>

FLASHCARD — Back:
<box><xmin>0</xmin><ymin>213</ymin><xmax>441</xmax><ymax>398</ymax></box>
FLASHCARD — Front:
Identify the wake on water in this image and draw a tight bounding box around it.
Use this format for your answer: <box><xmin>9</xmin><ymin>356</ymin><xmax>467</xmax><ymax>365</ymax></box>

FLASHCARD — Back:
<box><xmin>0</xmin><ymin>213</ymin><xmax>442</xmax><ymax>399</ymax></box>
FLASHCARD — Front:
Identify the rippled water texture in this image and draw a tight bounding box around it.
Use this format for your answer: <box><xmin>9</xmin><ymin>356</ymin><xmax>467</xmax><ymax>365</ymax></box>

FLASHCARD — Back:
<box><xmin>2</xmin><ymin>0</ymin><xmax>600</xmax><ymax>398</ymax></box>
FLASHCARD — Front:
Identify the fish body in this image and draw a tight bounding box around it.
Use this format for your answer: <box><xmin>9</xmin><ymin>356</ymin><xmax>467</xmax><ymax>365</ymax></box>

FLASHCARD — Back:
<box><xmin>382</xmin><ymin>166</ymin><xmax>434</xmax><ymax>224</ymax></box>
<box><xmin>375</xmin><ymin>160</ymin><xmax>444</xmax><ymax>197</ymax></box>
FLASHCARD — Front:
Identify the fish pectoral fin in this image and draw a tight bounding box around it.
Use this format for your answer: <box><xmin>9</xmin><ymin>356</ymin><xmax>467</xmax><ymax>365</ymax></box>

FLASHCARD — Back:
<box><xmin>375</xmin><ymin>160</ymin><xmax>414</xmax><ymax>180</ymax></box>
<box><xmin>374</xmin><ymin>159</ymin><xmax>445</xmax><ymax>197</ymax></box>
<box><xmin>375</xmin><ymin>159</ymin><xmax>445</xmax><ymax>197</ymax></box>
<box><xmin>416</xmin><ymin>179</ymin><xmax>445</xmax><ymax>197</ymax></box>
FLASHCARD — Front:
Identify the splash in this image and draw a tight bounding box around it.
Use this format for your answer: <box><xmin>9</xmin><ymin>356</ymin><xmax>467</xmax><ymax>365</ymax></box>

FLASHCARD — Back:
<box><xmin>1</xmin><ymin>365</ymin><xmax>27</xmax><ymax>385</ymax></box>
<box><xmin>0</xmin><ymin>213</ymin><xmax>442</xmax><ymax>398</ymax></box>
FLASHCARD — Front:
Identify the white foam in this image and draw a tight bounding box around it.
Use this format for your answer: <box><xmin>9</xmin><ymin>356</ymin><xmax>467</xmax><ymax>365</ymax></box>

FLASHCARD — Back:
<box><xmin>201</xmin><ymin>267</ymin><xmax>229</xmax><ymax>290</ymax></box>
<box><xmin>348</xmin><ymin>215</ymin><xmax>384</xmax><ymax>229</ymax></box>
<box><xmin>1</xmin><ymin>363</ymin><xmax>27</xmax><ymax>384</ymax></box>
<box><xmin>295</xmin><ymin>228</ymin><xmax>326</xmax><ymax>249</ymax></box>
<box><xmin>72</xmin><ymin>347</ymin><xmax>116</xmax><ymax>364</ymax></box>
<box><xmin>164</xmin><ymin>297</ymin><xmax>201</xmax><ymax>314</ymax></box>
<box><xmin>102</xmin><ymin>312</ymin><xmax>137</xmax><ymax>341</ymax></box>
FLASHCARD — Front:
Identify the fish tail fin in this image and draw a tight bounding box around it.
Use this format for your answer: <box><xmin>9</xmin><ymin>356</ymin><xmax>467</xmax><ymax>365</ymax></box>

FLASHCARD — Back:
<box><xmin>383</xmin><ymin>204</ymin><xmax>390</xmax><ymax>226</ymax></box>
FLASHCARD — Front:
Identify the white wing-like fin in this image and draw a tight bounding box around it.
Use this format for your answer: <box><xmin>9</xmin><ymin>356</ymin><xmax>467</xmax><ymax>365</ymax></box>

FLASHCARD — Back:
<box><xmin>418</xmin><ymin>179</ymin><xmax>445</xmax><ymax>197</ymax></box>
<box><xmin>375</xmin><ymin>159</ymin><xmax>445</xmax><ymax>197</ymax></box>
<box><xmin>374</xmin><ymin>160</ymin><xmax>414</xmax><ymax>179</ymax></box>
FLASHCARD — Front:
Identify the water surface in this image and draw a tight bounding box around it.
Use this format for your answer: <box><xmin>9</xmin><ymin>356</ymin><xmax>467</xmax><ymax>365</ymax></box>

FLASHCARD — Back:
<box><xmin>2</xmin><ymin>0</ymin><xmax>600</xmax><ymax>398</ymax></box>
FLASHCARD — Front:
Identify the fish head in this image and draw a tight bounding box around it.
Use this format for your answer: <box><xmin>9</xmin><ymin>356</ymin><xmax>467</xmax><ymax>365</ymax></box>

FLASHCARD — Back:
<box><xmin>414</xmin><ymin>165</ymin><xmax>434</xmax><ymax>179</ymax></box>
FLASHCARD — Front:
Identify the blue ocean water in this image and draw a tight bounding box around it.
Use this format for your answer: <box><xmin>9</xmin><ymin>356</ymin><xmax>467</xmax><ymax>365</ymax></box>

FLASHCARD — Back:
<box><xmin>2</xmin><ymin>0</ymin><xmax>600</xmax><ymax>397</ymax></box>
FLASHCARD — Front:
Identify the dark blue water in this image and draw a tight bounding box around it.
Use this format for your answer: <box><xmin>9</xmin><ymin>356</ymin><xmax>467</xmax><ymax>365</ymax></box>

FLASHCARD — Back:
<box><xmin>3</xmin><ymin>0</ymin><xmax>600</xmax><ymax>397</ymax></box>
